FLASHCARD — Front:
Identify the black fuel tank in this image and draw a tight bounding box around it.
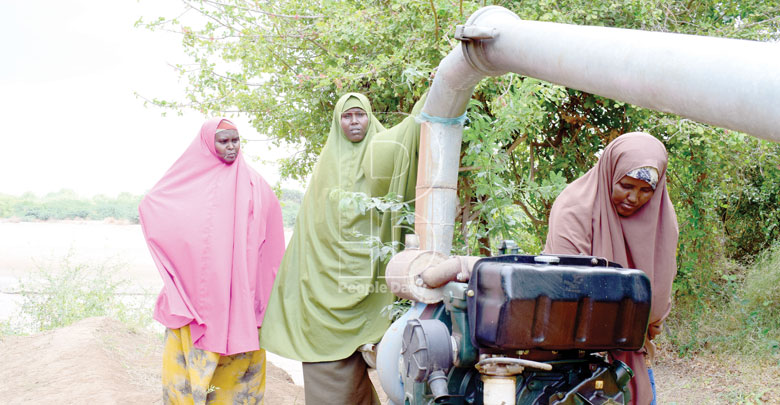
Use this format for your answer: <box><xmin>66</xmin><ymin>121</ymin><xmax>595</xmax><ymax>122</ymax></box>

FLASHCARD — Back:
<box><xmin>467</xmin><ymin>254</ymin><xmax>651</xmax><ymax>351</ymax></box>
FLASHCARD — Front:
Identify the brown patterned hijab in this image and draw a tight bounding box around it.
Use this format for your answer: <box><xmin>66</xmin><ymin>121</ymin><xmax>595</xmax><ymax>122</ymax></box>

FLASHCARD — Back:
<box><xmin>544</xmin><ymin>132</ymin><xmax>679</xmax><ymax>404</ymax></box>
<box><xmin>544</xmin><ymin>132</ymin><xmax>678</xmax><ymax>322</ymax></box>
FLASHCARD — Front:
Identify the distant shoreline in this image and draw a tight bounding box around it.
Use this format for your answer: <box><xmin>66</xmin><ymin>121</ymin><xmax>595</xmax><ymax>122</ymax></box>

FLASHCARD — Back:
<box><xmin>0</xmin><ymin>217</ymin><xmax>137</xmax><ymax>226</ymax></box>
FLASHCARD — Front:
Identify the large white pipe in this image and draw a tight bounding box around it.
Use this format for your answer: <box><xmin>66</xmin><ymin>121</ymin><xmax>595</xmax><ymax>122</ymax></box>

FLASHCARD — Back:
<box><xmin>426</xmin><ymin>5</ymin><xmax>780</xmax><ymax>137</ymax></box>
<box><xmin>416</xmin><ymin>5</ymin><xmax>780</xmax><ymax>257</ymax></box>
<box><xmin>414</xmin><ymin>121</ymin><xmax>462</xmax><ymax>253</ymax></box>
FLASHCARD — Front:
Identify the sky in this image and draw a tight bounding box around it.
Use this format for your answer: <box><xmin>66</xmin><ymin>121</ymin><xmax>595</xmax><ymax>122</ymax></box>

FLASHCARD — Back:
<box><xmin>0</xmin><ymin>0</ymin><xmax>301</xmax><ymax>197</ymax></box>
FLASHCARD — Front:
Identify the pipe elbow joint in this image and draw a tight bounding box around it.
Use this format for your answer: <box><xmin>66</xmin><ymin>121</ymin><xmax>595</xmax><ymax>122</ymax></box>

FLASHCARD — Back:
<box><xmin>455</xmin><ymin>6</ymin><xmax>520</xmax><ymax>77</ymax></box>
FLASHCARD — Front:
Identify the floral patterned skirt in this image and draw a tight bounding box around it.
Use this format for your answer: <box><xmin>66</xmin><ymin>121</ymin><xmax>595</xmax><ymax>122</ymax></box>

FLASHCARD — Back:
<box><xmin>162</xmin><ymin>325</ymin><xmax>266</xmax><ymax>404</ymax></box>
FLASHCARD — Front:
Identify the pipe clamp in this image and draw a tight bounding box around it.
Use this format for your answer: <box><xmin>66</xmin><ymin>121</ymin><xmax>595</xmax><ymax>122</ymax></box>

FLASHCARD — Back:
<box><xmin>454</xmin><ymin>25</ymin><xmax>498</xmax><ymax>41</ymax></box>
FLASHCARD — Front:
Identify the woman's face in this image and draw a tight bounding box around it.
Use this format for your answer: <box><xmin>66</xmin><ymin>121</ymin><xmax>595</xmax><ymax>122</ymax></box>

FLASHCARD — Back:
<box><xmin>214</xmin><ymin>129</ymin><xmax>240</xmax><ymax>164</ymax></box>
<box><xmin>340</xmin><ymin>107</ymin><xmax>369</xmax><ymax>142</ymax></box>
<box><xmin>611</xmin><ymin>175</ymin><xmax>655</xmax><ymax>216</ymax></box>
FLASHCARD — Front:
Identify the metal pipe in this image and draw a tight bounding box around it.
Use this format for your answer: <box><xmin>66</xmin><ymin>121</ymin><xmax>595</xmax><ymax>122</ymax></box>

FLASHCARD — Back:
<box><xmin>421</xmin><ymin>6</ymin><xmax>517</xmax><ymax>119</ymax></box>
<box><xmin>385</xmin><ymin>234</ymin><xmax>450</xmax><ymax>303</ymax></box>
<box><xmin>464</xmin><ymin>9</ymin><xmax>780</xmax><ymax>139</ymax></box>
<box><xmin>478</xmin><ymin>357</ymin><xmax>553</xmax><ymax>371</ymax></box>
<box><xmin>414</xmin><ymin>121</ymin><xmax>463</xmax><ymax>253</ymax></box>
<box><xmin>415</xmin><ymin>5</ymin><xmax>780</xmax><ymax>257</ymax></box>
<box><xmin>425</xmin><ymin>5</ymin><xmax>780</xmax><ymax>138</ymax></box>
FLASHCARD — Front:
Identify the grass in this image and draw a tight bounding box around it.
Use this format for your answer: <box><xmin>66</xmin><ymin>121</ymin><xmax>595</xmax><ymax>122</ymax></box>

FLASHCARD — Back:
<box><xmin>655</xmin><ymin>340</ymin><xmax>780</xmax><ymax>403</ymax></box>
<box><xmin>2</xmin><ymin>254</ymin><xmax>156</xmax><ymax>337</ymax></box>
<box><xmin>665</xmin><ymin>242</ymin><xmax>780</xmax><ymax>365</ymax></box>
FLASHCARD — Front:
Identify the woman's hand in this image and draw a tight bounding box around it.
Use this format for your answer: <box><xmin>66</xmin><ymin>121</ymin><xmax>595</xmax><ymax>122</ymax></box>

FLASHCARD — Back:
<box><xmin>647</xmin><ymin>321</ymin><xmax>664</xmax><ymax>340</ymax></box>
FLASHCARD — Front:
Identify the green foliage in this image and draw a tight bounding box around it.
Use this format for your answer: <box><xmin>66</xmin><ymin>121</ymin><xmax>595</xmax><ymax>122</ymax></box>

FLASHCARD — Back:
<box><xmin>664</xmin><ymin>242</ymin><xmax>780</xmax><ymax>362</ymax></box>
<box><xmin>8</xmin><ymin>255</ymin><xmax>155</xmax><ymax>335</ymax></box>
<box><xmin>661</xmin><ymin>122</ymin><xmax>780</xmax><ymax>313</ymax></box>
<box><xmin>331</xmin><ymin>190</ymin><xmax>413</xmax><ymax>262</ymax></box>
<box><xmin>139</xmin><ymin>0</ymin><xmax>779</xmax><ymax>251</ymax></box>
<box><xmin>142</xmin><ymin>0</ymin><xmax>780</xmax><ymax>356</ymax></box>
<box><xmin>459</xmin><ymin>79</ymin><xmax>628</xmax><ymax>254</ymax></box>
<box><xmin>279</xmin><ymin>188</ymin><xmax>303</xmax><ymax>204</ymax></box>
<box><xmin>742</xmin><ymin>244</ymin><xmax>780</xmax><ymax>326</ymax></box>
<box><xmin>0</xmin><ymin>319</ymin><xmax>16</xmax><ymax>338</ymax></box>
<box><xmin>138</xmin><ymin>0</ymin><xmax>470</xmax><ymax>180</ymax></box>
<box><xmin>278</xmin><ymin>187</ymin><xmax>303</xmax><ymax>227</ymax></box>
<box><xmin>0</xmin><ymin>188</ymin><xmax>304</xmax><ymax>227</ymax></box>
<box><xmin>382</xmin><ymin>298</ymin><xmax>413</xmax><ymax>322</ymax></box>
<box><xmin>0</xmin><ymin>190</ymin><xmax>143</xmax><ymax>223</ymax></box>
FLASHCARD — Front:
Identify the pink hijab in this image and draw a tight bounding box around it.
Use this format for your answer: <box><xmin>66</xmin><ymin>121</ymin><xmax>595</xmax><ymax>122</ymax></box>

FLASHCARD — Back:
<box><xmin>139</xmin><ymin>118</ymin><xmax>285</xmax><ymax>355</ymax></box>
<box><xmin>544</xmin><ymin>132</ymin><xmax>678</xmax><ymax>405</ymax></box>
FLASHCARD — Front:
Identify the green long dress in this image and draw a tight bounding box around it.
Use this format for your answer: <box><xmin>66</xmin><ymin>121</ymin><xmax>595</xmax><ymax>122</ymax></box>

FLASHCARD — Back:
<box><xmin>259</xmin><ymin>93</ymin><xmax>390</xmax><ymax>362</ymax></box>
<box><xmin>260</xmin><ymin>92</ymin><xmax>427</xmax><ymax>362</ymax></box>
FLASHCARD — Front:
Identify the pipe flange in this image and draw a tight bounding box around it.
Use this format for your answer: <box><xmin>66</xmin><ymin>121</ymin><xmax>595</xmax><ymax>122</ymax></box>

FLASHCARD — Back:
<box><xmin>457</xmin><ymin>6</ymin><xmax>520</xmax><ymax>76</ymax></box>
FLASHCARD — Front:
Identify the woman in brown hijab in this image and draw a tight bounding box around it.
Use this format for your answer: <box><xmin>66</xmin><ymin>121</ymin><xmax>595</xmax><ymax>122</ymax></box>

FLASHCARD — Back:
<box><xmin>544</xmin><ymin>132</ymin><xmax>678</xmax><ymax>405</ymax></box>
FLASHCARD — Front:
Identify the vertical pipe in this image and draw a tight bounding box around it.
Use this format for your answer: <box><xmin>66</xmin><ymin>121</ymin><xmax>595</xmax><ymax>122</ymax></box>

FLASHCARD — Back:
<box><xmin>414</xmin><ymin>44</ymin><xmax>484</xmax><ymax>255</ymax></box>
<box><xmin>414</xmin><ymin>121</ymin><xmax>462</xmax><ymax>253</ymax></box>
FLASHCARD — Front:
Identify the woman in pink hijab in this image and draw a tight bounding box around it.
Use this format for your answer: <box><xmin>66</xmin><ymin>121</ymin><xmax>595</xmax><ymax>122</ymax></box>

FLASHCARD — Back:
<box><xmin>544</xmin><ymin>132</ymin><xmax>678</xmax><ymax>405</ymax></box>
<box><xmin>139</xmin><ymin>118</ymin><xmax>285</xmax><ymax>404</ymax></box>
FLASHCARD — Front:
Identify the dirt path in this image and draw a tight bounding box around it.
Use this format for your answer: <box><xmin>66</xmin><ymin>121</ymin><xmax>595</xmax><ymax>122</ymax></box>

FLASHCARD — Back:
<box><xmin>653</xmin><ymin>342</ymin><xmax>779</xmax><ymax>404</ymax></box>
<box><xmin>2</xmin><ymin>318</ymin><xmax>777</xmax><ymax>404</ymax></box>
<box><xmin>0</xmin><ymin>317</ymin><xmax>306</xmax><ymax>404</ymax></box>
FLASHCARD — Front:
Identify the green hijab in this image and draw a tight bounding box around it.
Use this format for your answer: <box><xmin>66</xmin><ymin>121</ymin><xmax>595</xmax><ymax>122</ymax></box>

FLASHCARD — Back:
<box><xmin>259</xmin><ymin>93</ymin><xmax>390</xmax><ymax>362</ymax></box>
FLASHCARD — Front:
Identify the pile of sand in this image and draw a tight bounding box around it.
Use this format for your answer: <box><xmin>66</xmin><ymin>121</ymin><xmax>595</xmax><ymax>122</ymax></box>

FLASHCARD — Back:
<box><xmin>0</xmin><ymin>317</ymin><xmax>304</xmax><ymax>404</ymax></box>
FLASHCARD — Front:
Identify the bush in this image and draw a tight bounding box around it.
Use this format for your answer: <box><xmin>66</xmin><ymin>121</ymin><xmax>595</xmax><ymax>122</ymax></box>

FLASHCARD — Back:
<box><xmin>280</xmin><ymin>202</ymin><xmax>300</xmax><ymax>228</ymax></box>
<box><xmin>9</xmin><ymin>254</ymin><xmax>155</xmax><ymax>335</ymax></box>
<box><xmin>740</xmin><ymin>243</ymin><xmax>780</xmax><ymax>348</ymax></box>
<box><xmin>280</xmin><ymin>189</ymin><xmax>303</xmax><ymax>205</ymax></box>
<box><xmin>665</xmin><ymin>242</ymin><xmax>780</xmax><ymax>362</ymax></box>
<box><xmin>278</xmin><ymin>188</ymin><xmax>303</xmax><ymax>228</ymax></box>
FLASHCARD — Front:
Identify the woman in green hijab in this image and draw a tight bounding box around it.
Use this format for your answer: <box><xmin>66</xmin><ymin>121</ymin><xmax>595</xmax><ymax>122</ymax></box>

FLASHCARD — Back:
<box><xmin>260</xmin><ymin>93</ymin><xmax>389</xmax><ymax>404</ymax></box>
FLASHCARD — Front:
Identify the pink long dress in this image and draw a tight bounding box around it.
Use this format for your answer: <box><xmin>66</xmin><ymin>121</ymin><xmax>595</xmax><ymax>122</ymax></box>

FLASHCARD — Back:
<box><xmin>139</xmin><ymin>118</ymin><xmax>285</xmax><ymax>356</ymax></box>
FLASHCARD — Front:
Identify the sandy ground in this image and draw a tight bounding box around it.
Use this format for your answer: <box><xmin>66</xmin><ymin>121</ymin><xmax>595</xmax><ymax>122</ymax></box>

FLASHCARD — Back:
<box><xmin>0</xmin><ymin>317</ymin><xmax>306</xmax><ymax>404</ymax></box>
<box><xmin>1</xmin><ymin>316</ymin><xmax>776</xmax><ymax>404</ymax></box>
<box><xmin>1</xmin><ymin>220</ymin><xmax>777</xmax><ymax>404</ymax></box>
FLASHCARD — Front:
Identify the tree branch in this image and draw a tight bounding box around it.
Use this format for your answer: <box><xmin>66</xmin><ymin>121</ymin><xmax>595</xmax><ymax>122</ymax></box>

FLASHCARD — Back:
<box><xmin>429</xmin><ymin>0</ymin><xmax>440</xmax><ymax>39</ymax></box>
<box><xmin>504</xmin><ymin>133</ymin><xmax>526</xmax><ymax>154</ymax></box>
<box><xmin>529</xmin><ymin>143</ymin><xmax>536</xmax><ymax>183</ymax></box>
<box><xmin>513</xmin><ymin>198</ymin><xmax>545</xmax><ymax>225</ymax></box>
<box><xmin>200</xmin><ymin>0</ymin><xmax>325</xmax><ymax>19</ymax></box>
